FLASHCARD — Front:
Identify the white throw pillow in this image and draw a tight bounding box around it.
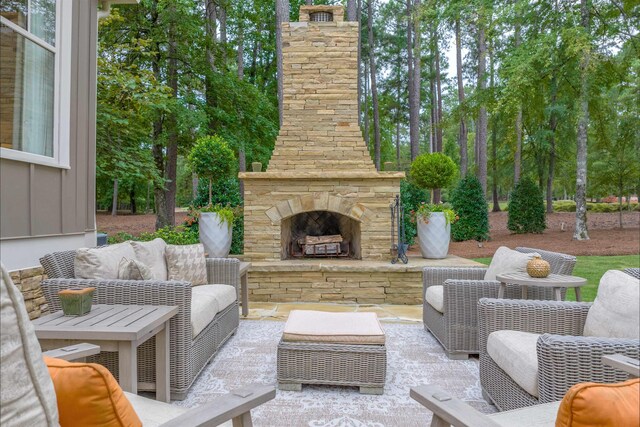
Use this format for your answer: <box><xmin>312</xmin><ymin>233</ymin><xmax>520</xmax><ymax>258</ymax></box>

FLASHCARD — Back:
<box><xmin>165</xmin><ymin>244</ymin><xmax>208</xmax><ymax>286</ymax></box>
<box><xmin>583</xmin><ymin>270</ymin><xmax>640</xmax><ymax>339</ymax></box>
<box><xmin>130</xmin><ymin>238</ymin><xmax>167</xmax><ymax>280</ymax></box>
<box><xmin>484</xmin><ymin>246</ymin><xmax>540</xmax><ymax>281</ymax></box>
<box><xmin>0</xmin><ymin>263</ymin><xmax>59</xmax><ymax>426</ymax></box>
<box><xmin>74</xmin><ymin>242</ymin><xmax>137</xmax><ymax>280</ymax></box>
<box><xmin>118</xmin><ymin>258</ymin><xmax>153</xmax><ymax>281</ymax></box>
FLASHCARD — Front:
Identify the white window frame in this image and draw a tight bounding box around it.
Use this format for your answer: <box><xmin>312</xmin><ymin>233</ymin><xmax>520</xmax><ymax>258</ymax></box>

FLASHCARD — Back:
<box><xmin>0</xmin><ymin>1</ymin><xmax>72</xmax><ymax>169</ymax></box>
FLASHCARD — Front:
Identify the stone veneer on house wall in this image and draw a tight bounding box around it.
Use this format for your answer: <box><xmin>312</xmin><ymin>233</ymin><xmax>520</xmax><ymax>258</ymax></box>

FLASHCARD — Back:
<box><xmin>9</xmin><ymin>267</ymin><xmax>48</xmax><ymax>319</ymax></box>
<box><xmin>240</xmin><ymin>5</ymin><xmax>404</xmax><ymax>263</ymax></box>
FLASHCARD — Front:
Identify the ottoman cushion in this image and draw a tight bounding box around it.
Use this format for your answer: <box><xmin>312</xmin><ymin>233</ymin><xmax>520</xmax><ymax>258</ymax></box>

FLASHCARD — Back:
<box><xmin>283</xmin><ymin>310</ymin><xmax>385</xmax><ymax>345</ymax></box>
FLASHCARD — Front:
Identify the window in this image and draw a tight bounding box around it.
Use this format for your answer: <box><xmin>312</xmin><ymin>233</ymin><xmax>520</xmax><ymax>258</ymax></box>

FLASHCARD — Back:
<box><xmin>1</xmin><ymin>0</ymin><xmax>70</xmax><ymax>167</ymax></box>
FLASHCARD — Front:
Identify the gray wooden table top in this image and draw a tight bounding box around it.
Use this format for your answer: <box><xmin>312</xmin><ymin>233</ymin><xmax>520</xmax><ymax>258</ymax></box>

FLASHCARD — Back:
<box><xmin>496</xmin><ymin>272</ymin><xmax>587</xmax><ymax>287</ymax></box>
<box><xmin>33</xmin><ymin>304</ymin><xmax>178</xmax><ymax>341</ymax></box>
<box><xmin>239</xmin><ymin>261</ymin><xmax>251</xmax><ymax>274</ymax></box>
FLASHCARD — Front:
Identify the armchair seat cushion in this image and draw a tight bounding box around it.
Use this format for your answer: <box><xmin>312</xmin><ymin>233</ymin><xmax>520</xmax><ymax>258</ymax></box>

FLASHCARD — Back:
<box><xmin>425</xmin><ymin>285</ymin><xmax>444</xmax><ymax>313</ymax></box>
<box><xmin>191</xmin><ymin>285</ymin><xmax>237</xmax><ymax>337</ymax></box>
<box><xmin>487</xmin><ymin>330</ymin><xmax>540</xmax><ymax>397</ymax></box>
<box><xmin>583</xmin><ymin>270</ymin><xmax>639</xmax><ymax>339</ymax></box>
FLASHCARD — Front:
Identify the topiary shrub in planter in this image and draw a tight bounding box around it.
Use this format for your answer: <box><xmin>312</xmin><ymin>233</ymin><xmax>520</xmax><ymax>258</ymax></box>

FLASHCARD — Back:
<box><xmin>450</xmin><ymin>175</ymin><xmax>490</xmax><ymax>242</ymax></box>
<box><xmin>400</xmin><ymin>179</ymin><xmax>429</xmax><ymax>246</ymax></box>
<box><xmin>507</xmin><ymin>177</ymin><xmax>546</xmax><ymax>234</ymax></box>
<box><xmin>409</xmin><ymin>153</ymin><xmax>459</xmax><ymax>258</ymax></box>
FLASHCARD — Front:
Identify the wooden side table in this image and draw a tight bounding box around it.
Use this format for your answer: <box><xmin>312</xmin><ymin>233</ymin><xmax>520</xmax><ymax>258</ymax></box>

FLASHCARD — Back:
<box><xmin>34</xmin><ymin>304</ymin><xmax>178</xmax><ymax>402</ymax></box>
<box><xmin>239</xmin><ymin>262</ymin><xmax>251</xmax><ymax>317</ymax></box>
<box><xmin>496</xmin><ymin>272</ymin><xmax>587</xmax><ymax>301</ymax></box>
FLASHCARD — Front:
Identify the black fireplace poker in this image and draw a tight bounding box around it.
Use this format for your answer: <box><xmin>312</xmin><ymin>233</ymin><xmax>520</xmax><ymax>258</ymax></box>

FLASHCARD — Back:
<box><xmin>390</xmin><ymin>194</ymin><xmax>408</xmax><ymax>264</ymax></box>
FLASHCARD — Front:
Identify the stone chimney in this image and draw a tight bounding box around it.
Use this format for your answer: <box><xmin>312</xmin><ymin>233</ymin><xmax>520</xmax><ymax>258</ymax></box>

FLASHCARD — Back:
<box><xmin>268</xmin><ymin>5</ymin><xmax>375</xmax><ymax>172</ymax></box>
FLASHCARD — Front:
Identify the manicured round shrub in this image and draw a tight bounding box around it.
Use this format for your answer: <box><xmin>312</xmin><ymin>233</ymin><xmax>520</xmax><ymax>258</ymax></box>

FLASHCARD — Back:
<box><xmin>188</xmin><ymin>135</ymin><xmax>236</xmax><ymax>205</ymax></box>
<box><xmin>450</xmin><ymin>175</ymin><xmax>490</xmax><ymax>242</ymax></box>
<box><xmin>507</xmin><ymin>177</ymin><xmax>546</xmax><ymax>234</ymax></box>
<box><xmin>409</xmin><ymin>152</ymin><xmax>458</xmax><ymax>193</ymax></box>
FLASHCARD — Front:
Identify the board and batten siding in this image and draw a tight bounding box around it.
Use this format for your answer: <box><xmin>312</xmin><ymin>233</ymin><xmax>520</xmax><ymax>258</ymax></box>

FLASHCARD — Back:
<box><xmin>1</xmin><ymin>0</ymin><xmax>99</xmax><ymax>270</ymax></box>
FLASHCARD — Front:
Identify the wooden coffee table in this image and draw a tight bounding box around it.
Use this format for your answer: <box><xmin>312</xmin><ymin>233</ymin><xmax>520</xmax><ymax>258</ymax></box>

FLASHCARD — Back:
<box><xmin>496</xmin><ymin>272</ymin><xmax>587</xmax><ymax>301</ymax></box>
<box><xmin>33</xmin><ymin>304</ymin><xmax>178</xmax><ymax>402</ymax></box>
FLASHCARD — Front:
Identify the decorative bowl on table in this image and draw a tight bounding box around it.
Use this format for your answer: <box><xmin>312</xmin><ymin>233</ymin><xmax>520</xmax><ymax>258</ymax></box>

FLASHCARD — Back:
<box><xmin>58</xmin><ymin>287</ymin><xmax>95</xmax><ymax>316</ymax></box>
<box><xmin>527</xmin><ymin>256</ymin><xmax>551</xmax><ymax>278</ymax></box>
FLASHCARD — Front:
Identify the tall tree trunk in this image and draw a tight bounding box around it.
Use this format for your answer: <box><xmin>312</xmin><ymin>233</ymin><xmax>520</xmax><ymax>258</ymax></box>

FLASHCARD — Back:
<box><xmin>346</xmin><ymin>0</ymin><xmax>357</xmax><ymax>20</ymax></box>
<box><xmin>275</xmin><ymin>0</ymin><xmax>290</xmax><ymax>127</ymax></box>
<box><xmin>396</xmin><ymin>17</ymin><xmax>402</xmax><ymax>169</ymax></box>
<box><xmin>490</xmin><ymin>49</ymin><xmax>500</xmax><ymax>213</ymax></box>
<box><xmin>434</xmin><ymin>30</ymin><xmax>443</xmax><ymax>153</ymax></box>
<box><xmin>237</xmin><ymin>31</ymin><xmax>244</xmax><ymax>79</ymax></box>
<box><xmin>205</xmin><ymin>0</ymin><xmax>217</xmax><ymax>132</ymax></box>
<box><xmin>408</xmin><ymin>0</ymin><xmax>420</xmax><ymax>161</ymax></box>
<box><xmin>249</xmin><ymin>36</ymin><xmax>258</xmax><ymax>84</ymax></box>
<box><xmin>546</xmin><ymin>77</ymin><xmax>558</xmax><ymax>214</ymax></box>
<box><xmin>357</xmin><ymin>0</ymin><xmax>363</xmax><ymax>126</ymax></box>
<box><xmin>305</xmin><ymin>0</ymin><xmax>313</xmax><ymax>4</ymax></box>
<box><xmin>237</xmin><ymin>29</ymin><xmax>246</xmax><ymax>200</ymax></box>
<box><xmin>146</xmin><ymin>181</ymin><xmax>151</xmax><ymax>213</ymax></box>
<box><xmin>429</xmin><ymin>66</ymin><xmax>436</xmax><ymax>153</ymax></box>
<box><xmin>513</xmin><ymin>15</ymin><xmax>522</xmax><ymax>184</ymax></box>
<box><xmin>130</xmin><ymin>187</ymin><xmax>137</xmax><ymax>215</ymax></box>
<box><xmin>364</xmin><ymin>60</ymin><xmax>370</xmax><ymax>148</ymax></box>
<box><xmin>111</xmin><ymin>179</ymin><xmax>118</xmax><ymax>216</ymax></box>
<box><xmin>476</xmin><ymin>15</ymin><xmax>488</xmax><ymax>196</ymax></box>
<box><xmin>367</xmin><ymin>0</ymin><xmax>381</xmax><ymax>170</ymax></box>
<box><xmin>192</xmin><ymin>173</ymin><xmax>198</xmax><ymax>200</ymax></box>
<box><xmin>219</xmin><ymin>3</ymin><xmax>227</xmax><ymax>65</ymax></box>
<box><xmin>162</xmin><ymin>28</ymin><xmax>179</xmax><ymax>228</ymax></box>
<box><xmin>455</xmin><ymin>18</ymin><xmax>467</xmax><ymax>177</ymax></box>
<box><xmin>574</xmin><ymin>0</ymin><xmax>590</xmax><ymax>240</ymax></box>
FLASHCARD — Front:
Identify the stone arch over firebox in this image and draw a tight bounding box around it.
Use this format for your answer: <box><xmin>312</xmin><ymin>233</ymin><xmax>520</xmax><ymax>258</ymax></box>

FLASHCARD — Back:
<box><xmin>264</xmin><ymin>193</ymin><xmax>371</xmax><ymax>260</ymax></box>
<box><xmin>264</xmin><ymin>193</ymin><xmax>370</xmax><ymax>225</ymax></box>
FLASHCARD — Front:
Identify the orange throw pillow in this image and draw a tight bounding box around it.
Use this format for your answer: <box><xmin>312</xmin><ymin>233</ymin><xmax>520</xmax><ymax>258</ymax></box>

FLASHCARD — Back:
<box><xmin>43</xmin><ymin>356</ymin><xmax>142</xmax><ymax>427</ymax></box>
<box><xmin>556</xmin><ymin>378</ymin><xmax>640</xmax><ymax>427</ymax></box>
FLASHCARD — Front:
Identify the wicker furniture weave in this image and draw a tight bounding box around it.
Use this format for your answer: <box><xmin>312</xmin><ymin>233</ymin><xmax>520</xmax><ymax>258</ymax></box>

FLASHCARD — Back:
<box><xmin>277</xmin><ymin>341</ymin><xmax>387</xmax><ymax>394</ymax></box>
<box><xmin>478</xmin><ymin>297</ymin><xmax>640</xmax><ymax>411</ymax></box>
<box><xmin>624</xmin><ymin>268</ymin><xmax>640</xmax><ymax>279</ymax></box>
<box><xmin>39</xmin><ymin>250</ymin><xmax>241</xmax><ymax>400</ymax></box>
<box><xmin>422</xmin><ymin>247</ymin><xmax>577</xmax><ymax>359</ymax></box>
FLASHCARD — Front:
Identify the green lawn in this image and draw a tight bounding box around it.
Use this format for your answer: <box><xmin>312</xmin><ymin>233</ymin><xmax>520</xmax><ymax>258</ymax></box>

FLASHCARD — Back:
<box><xmin>473</xmin><ymin>255</ymin><xmax>639</xmax><ymax>302</ymax></box>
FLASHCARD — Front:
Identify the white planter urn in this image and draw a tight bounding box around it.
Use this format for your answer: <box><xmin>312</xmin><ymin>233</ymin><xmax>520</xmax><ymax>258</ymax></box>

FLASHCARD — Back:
<box><xmin>199</xmin><ymin>212</ymin><xmax>232</xmax><ymax>257</ymax></box>
<box><xmin>417</xmin><ymin>212</ymin><xmax>451</xmax><ymax>259</ymax></box>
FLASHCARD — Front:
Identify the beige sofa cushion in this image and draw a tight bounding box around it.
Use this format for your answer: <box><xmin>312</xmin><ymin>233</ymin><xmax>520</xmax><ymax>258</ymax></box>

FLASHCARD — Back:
<box><xmin>118</xmin><ymin>258</ymin><xmax>153</xmax><ymax>280</ymax></box>
<box><xmin>191</xmin><ymin>285</ymin><xmax>237</xmax><ymax>337</ymax></box>
<box><xmin>425</xmin><ymin>285</ymin><xmax>444</xmax><ymax>313</ymax></box>
<box><xmin>165</xmin><ymin>244</ymin><xmax>208</xmax><ymax>286</ymax></box>
<box><xmin>74</xmin><ymin>242</ymin><xmax>137</xmax><ymax>279</ymax></box>
<box><xmin>130</xmin><ymin>239</ymin><xmax>167</xmax><ymax>280</ymax></box>
<box><xmin>283</xmin><ymin>310</ymin><xmax>385</xmax><ymax>345</ymax></box>
<box><xmin>484</xmin><ymin>246</ymin><xmax>539</xmax><ymax>281</ymax></box>
<box><xmin>0</xmin><ymin>264</ymin><xmax>59</xmax><ymax>426</ymax></box>
<box><xmin>487</xmin><ymin>330</ymin><xmax>540</xmax><ymax>397</ymax></box>
<box><xmin>583</xmin><ymin>270</ymin><xmax>640</xmax><ymax>339</ymax></box>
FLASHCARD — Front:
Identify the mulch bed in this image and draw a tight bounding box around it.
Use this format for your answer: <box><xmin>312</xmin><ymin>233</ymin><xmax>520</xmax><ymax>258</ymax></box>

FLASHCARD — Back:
<box><xmin>97</xmin><ymin>211</ymin><xmax>640</xmax><ymax>258</ymax></box>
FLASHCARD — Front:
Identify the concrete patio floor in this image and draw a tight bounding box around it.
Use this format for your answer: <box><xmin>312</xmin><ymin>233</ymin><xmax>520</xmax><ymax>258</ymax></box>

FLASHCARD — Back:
<box><xmin>242</xmin><ymin>302</ymin><xmax>422</xmax><ymax>323</ymax></box>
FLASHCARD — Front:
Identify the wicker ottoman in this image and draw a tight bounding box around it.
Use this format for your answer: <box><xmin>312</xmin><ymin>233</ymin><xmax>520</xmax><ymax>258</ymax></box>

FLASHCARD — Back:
<box><xmin>277</xmin><ymin>310</ymin><xmax>387</xmax><ymax>395</ymax></box>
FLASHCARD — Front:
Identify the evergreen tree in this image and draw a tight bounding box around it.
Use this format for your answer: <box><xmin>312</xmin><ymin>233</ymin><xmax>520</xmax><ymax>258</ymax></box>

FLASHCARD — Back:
<box><xmin>507</xmin><ymin>177</ymin><xmax>546</xmax><ymax>234</ymax></box>
<box><xmin>450</xmin><ymin>175</ymin><xmax>489</xmax><ymax>241</ymax></box>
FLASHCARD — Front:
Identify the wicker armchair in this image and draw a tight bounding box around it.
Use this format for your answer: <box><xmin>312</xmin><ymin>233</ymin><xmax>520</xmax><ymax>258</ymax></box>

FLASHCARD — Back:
<box><xmin>422</xmin><ymin>247</ymin><xmax>576</xmax><ymax>359</ymax></box>
<box><xmin>478</xmin><ymin>297</ymin><xmax>640</xmax><ymax>411</ymax></box>
<box><xmin>39</xmin><ymin>250</ymin><xmax>241</xmax><ymax>400</ymax></box>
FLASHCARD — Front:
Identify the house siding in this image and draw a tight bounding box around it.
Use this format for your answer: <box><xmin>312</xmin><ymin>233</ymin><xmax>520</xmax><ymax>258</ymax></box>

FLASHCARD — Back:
<box><xmin>0</xmin><ymin>0</ymin><xmax>99</xmax><ymax>270</ymax></box>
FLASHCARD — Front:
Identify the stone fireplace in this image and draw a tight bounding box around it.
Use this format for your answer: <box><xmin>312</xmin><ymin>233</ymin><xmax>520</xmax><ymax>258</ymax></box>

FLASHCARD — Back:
<box><xmin>240</xmin><ymin>5</ymin><xmax>404</xmax><ymax>263</ymax></box>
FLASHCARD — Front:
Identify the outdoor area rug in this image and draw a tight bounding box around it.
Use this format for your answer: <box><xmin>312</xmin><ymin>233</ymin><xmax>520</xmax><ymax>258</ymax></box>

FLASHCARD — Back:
<box><xmin>173</xmin><ymin>320</ymin><xmax>495</xmax><ymax>426</ymax></box>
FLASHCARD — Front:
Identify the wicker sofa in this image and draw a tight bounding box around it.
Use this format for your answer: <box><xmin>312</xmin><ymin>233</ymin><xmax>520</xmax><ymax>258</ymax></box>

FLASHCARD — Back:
<box><xmin>422</xmin><ymin>247</ymin><xmax>577</xmax><ymax>359</ymax></box>
<box><xmin>39</xmin><ymin>249</ymin><xmax>240</xmax><ymax>400</ymax></box>
<box><xmin>478</xmin><ymin>269</ymin><xmax>640</xmax><ymax>411</ymax></box>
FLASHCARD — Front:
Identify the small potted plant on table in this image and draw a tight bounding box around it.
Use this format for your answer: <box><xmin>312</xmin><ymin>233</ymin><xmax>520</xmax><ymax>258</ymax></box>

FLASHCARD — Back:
<box><xmin>410</xmin><ymin>153</ymin><xmax>458</xmax><ymax>259</ymax></box>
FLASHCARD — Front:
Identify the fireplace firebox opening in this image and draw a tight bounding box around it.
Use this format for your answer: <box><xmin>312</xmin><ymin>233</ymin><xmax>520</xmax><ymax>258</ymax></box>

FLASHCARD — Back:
<box><xmin>281</xmin><ymin>211</ymin><xmax>362</xmax><ymax>260</ymax></box>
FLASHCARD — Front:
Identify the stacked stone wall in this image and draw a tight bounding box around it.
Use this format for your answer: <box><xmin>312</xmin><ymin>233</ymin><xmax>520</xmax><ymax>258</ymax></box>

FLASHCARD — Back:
<box><xmin>9</xmin><ymin>267</ymin><xmax>48</xmax><ymax>319</ymax></box>
<box><xmin>248</xmin><ymin>269</ymin><xmax>422</xmax><ymax>305</ymax></box>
